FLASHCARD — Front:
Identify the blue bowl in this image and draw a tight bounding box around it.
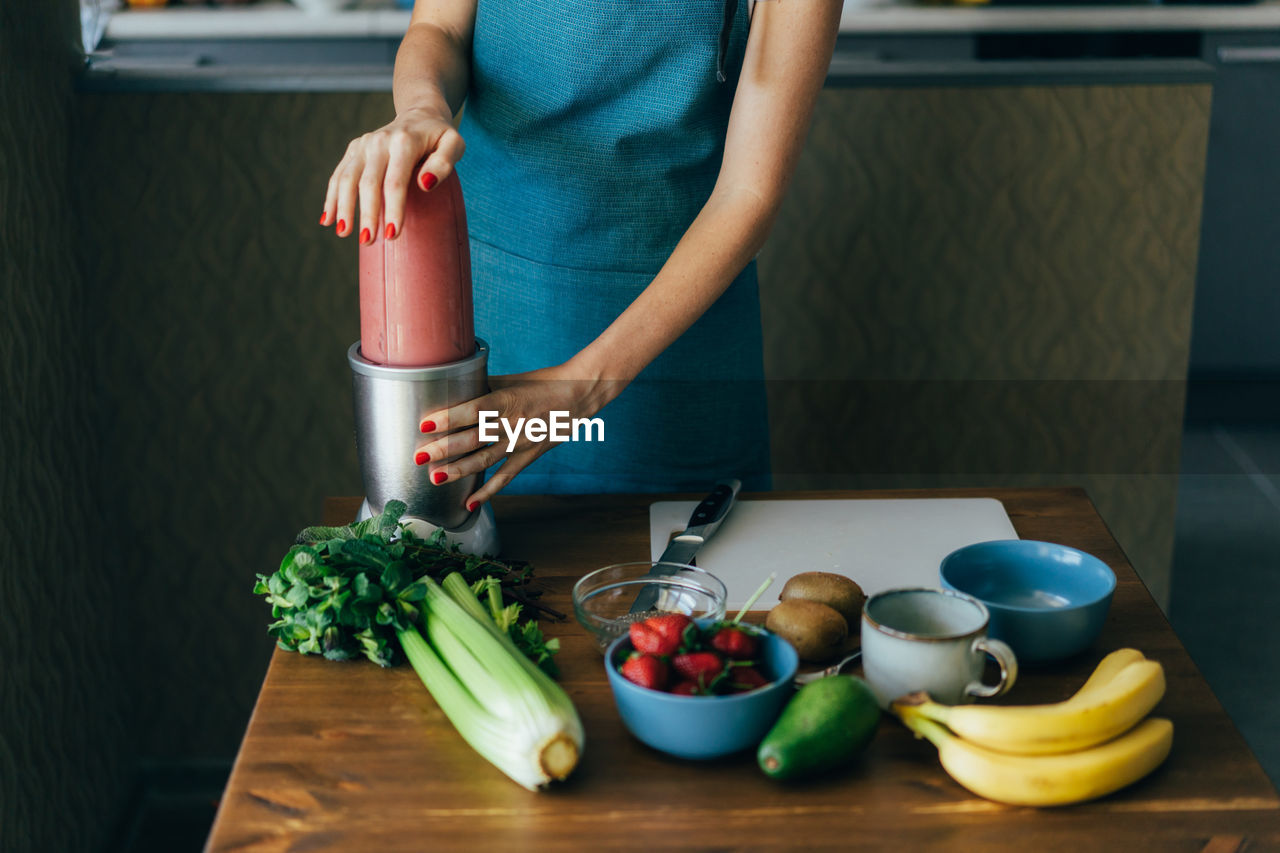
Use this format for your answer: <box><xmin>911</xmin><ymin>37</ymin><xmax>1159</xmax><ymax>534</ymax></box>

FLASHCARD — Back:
<box><xmin>604</xmin><ymin>623</ymin><xmax>799</xmax><ymax>760</ymax></box>
<box><xmin>940</xmin><ymin>540</ymin><xmax>1116</xmax><ymax>664</ymax></box>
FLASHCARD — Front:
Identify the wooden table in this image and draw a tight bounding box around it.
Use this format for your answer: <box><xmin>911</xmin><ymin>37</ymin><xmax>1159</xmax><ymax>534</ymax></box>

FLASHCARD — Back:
<box><xmin>206</xmin><ymin>489</ymin><xmax>1280</xmax><ymax>852</ymax></box>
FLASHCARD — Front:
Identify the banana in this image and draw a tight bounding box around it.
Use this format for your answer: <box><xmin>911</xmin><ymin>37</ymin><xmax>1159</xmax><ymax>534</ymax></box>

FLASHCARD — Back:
<box><xmin>1071</xmin><ymin>648</ymin><xmax>1148</xmax><ymax>701</ymax></box>
<box><xmin>899</xmin><ymin>712</ymin><xmax>1174</xmax><ymax>807</ymax></box>
<box><xmin>891</xmin><ymin>654</ymin><xmax>1165</xmax><ymax>756</ymax></box>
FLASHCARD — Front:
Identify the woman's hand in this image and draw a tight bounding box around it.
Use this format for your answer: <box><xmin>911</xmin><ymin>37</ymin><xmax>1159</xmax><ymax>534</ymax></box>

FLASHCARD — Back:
<box><xmin>320</xmin><ymin>107</ymin><xmax>466</xmax><ymax>244</ymax></box>
<box><xmin>413</xmin><ymin>363</ymin><xmax>628</xmax><ymax>509</ymax></box>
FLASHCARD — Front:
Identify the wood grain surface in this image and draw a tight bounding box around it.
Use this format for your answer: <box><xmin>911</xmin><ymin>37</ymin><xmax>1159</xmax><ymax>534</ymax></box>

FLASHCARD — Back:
<box><xmin>206</xmin><ymin>489</ymin><xmax>1280</xmax><ymax>852</ymax></box>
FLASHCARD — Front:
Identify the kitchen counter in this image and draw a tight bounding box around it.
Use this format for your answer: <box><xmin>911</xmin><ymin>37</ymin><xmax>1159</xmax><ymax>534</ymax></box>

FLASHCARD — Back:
<box><xmin>204</xmin><ymin>488</ymin><xmax>1280</xmax><ymax>851</ymax></box>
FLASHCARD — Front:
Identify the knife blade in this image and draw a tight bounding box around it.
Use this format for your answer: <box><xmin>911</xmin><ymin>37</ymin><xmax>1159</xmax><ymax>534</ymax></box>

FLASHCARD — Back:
<box><xmin>629</xmin><ymin>478</ymin><xmax>741</xmax><ymax>614</ymax></box>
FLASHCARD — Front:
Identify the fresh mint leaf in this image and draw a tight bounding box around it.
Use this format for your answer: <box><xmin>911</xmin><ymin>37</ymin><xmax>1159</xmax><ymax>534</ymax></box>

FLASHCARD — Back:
<box><xmin>512</xmin><ymin>618</ymin><xmax>560</xmax><ymax>678</ymax></box>
<box><xmin>257</xmin><ymin>501</ymin><xmax>549</xmax><ymax>669</ymax></box>
<box><xmin>380</xmin><ymin>561</ymin><xmax>409</xmax><ymax>593</ymax></box>
<box><xmin>399</xmin><ymin>580</ymin><xmax>428</xmax><ymax>602</ymax></box>
<box><xmin>321</xmin><ymin>626</ymin><xmax>353</xmax><ymax>660</ymax></box>
<box><xmin>338</xmin><ymin>602</ymin><xmax>369</xmax><ymax>630</ymax></box>
<box><xmin>291</xmin><ymin>548</ymin><xmax>319</xmax><ymax>578</ymax></box>
<box><xmin>375</xmin><ymin>601</ymin><xmax>396</xmax><ymax>626</ymax></box>
<box><xmin>357</xmin><ymin>580</ymin><xmax>382</xmax><ymax>604</ymax></box>
<box><xmin>377</xmin><ymin>500</ymin><xmax>406</xmax><ymax>540</ymax></box>
<box><xmin>285</xmin><ymin>583</ymin><xmax>310</xmax><ymax>608</ymax></box>
<box><xmin>341</xmin><ymin>539</ymin><xmax>392</xmax><ymax>569</ymax></box>
<box><xmin>296</xmin><ymin>524</ymin><xmax>356</xmax><ymax>544</ymax></box>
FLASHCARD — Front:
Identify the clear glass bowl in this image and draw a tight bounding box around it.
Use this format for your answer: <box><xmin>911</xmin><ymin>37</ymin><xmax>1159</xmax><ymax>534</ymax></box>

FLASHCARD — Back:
<box><xmin>572</xmin><ymin>562</ymin><xmax>728</xmax><ymax>653</ymax></box>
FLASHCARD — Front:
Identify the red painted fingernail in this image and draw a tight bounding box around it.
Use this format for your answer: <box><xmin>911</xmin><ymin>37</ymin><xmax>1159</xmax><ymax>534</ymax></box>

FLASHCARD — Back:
<box><xmin>420</xmin><ymin>420</ymin><xmax>436</xmax><ymax>433</ymax></box>
<box><xmin>420</xmin><ymin>172</ymin><xmax>438</xmax><ymax>191</ymax></box>
<box><xmin>467</xmin><ymin>501</ymin><xmax>478</xmax><ymax>513</ymax></box>
<box><xmin>415</xmin><ymin>451</ymin><xmax>429</xmax><ymax>466</ymax></box>
<box><xmin>359</xmin><ymin>227</ymin><xmax>371</xmax><ymax>244</ymax></box>
<box><xmin>337</xmin><ymin>219</ymin><xmax>348</xmax><ymax>236</ymax></box>
<box><xmin>319</xmin><ymin>211</ymin><xmax>329</xmax><ymax>226</ymax></box>
<box><xmin>432</xmin><ymin>470</ymin><xmax>448</xmax><ymax>485</ymax></box>
<box><xmin>385</xmin><ymin>222</ymin><xmax>396</xmax><ymax>240</ymax></box>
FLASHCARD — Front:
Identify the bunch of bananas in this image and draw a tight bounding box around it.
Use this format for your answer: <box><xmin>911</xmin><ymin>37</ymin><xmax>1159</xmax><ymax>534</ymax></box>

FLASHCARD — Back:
<box><xmin>892</xmin><ymin>648</ymin><xmax>1173</xmax><ymax>806</ymax></box>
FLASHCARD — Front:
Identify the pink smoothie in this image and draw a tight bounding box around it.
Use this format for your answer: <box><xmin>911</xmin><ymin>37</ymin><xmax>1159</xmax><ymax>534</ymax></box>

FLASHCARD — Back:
<box><xmin>359</xmin><ymin>172</ymin><xmax>475</xmax><ymax>366</ymax></box>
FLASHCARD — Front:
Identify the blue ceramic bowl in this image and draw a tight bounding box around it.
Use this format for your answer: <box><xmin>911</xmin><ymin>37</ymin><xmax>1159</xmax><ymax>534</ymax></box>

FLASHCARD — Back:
<box><xmin>604</xmin><ymin>623</ymin><xmax>799</xmax><ymax>760</ymax></box>
<box><xmin>940</xmin><ymin>540</ymin><xmax>1116</xmax><ymax>664</ymax></box>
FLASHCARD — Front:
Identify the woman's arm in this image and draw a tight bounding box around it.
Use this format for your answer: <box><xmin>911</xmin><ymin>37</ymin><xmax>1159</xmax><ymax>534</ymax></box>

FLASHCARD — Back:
<box><xmin>418</xmin><ymin>0</ymin><xmax>843</xmax><ymax>505</ymax></box>
<box><xmin>571</xmin><ymin>0</ymin><xmax>844</xmax><ymax>388</ymax></box>
<box><xmin>393</xmin><ymin>3</ymin><xmax>473</xmax><ymax>120</ymax></box>
<box><xmin>321</xmin><ymin>0</ymin><xmax>476</xmax><ymax>244</ymax></box>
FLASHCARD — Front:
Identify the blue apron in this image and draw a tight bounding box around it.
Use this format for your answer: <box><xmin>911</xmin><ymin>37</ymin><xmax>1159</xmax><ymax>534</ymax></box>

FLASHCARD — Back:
<box><xmin>457</xmin><ymin>0</ymin><xmax>771</xmax><ymax>494</ymax></box>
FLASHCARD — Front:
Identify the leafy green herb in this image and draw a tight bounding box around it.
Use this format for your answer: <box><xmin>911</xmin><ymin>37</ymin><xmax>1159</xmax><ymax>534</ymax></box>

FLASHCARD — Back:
<box><xmin>254</xmin><ymin>500</ymin><xmax>555</xmax><ymax>670</ymax></box>
<box><xmin>472</xmin><ymin>577</ymin><xmax>561</xmax><ymax>678</ymax></box>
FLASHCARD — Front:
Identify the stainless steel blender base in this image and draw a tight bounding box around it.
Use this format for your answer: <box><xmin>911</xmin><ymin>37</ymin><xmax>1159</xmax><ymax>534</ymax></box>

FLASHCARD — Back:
<box><xmin>356</xmin><ymin>497</ymin><xmax>501</xmax><ymax>557</ymax></box>
<box><xmin>349</xmin><ymin>339</ymin><xmax>490</xmax><ymax>532</ymax></box>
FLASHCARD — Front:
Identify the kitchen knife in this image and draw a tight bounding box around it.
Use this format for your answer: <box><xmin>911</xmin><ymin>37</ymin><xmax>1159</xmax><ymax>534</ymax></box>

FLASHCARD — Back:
<box><xmin>629</xmin><ymin>478</ymin><xmax>741</xmax><ymax>614</ymax></box>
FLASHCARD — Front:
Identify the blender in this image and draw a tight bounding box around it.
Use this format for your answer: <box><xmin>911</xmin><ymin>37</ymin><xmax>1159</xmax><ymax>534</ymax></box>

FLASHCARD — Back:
<box><xmin>348</xmin><ymin>172</ymin><xmax>500</xmax><ymax>555</ymax></box>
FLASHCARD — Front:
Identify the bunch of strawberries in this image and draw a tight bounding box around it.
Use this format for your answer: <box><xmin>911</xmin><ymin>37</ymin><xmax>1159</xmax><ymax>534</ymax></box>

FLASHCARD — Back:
<box><xmin>618</xmin><ymin>613</ymin><xmax>772</xmax><ymax>695</ymax></box>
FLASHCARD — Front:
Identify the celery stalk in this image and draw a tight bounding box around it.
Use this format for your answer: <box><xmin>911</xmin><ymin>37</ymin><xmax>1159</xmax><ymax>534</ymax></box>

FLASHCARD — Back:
<box><xmin>397</xmin><ymin>574</ymin><xmax>583</xmax><ymax>790</ymax></box>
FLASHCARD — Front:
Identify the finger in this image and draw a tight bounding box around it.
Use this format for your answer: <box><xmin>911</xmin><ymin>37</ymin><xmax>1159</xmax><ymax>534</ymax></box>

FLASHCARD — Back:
<box><xmin>357</xmin><ymin>136</ymin><xmax>389</xmax><ymax>245</ymax></box>
<box><xmin>321</xmin><ymin>167</ymin><xmax>340</xmax><ymax>228</ymax></box>
<box><xmin>465</xmin><ymin>447</ymin><xmax>546</xmax><ymax>507</ymax></box>
<box><xmin>414</xmin><ymin>426</ymin><xmax>484</xmax><ymax>467</ymax></box>
<box><xmin>381</xmin><ymin>129</ymin><xmax>420</xmax><ymax>241</ymax></box>
<box><xmin>420</xmin><ymin>389</ymin><xmax>500</xmax><ymax>434</ymax></box>
<box><xmin>427</xmin><ymin>441</ymin><xmax>508</xmax><ymax>487</ymax></box>
<box><xmin>416</xmin><ymin>126</ymin><xmax>466</xmax><ymax>191</ymax></box>
<box><xmin>334</xmin><ymin>146</ymin><xmax>361</xmax><ymax>238</ymax></box>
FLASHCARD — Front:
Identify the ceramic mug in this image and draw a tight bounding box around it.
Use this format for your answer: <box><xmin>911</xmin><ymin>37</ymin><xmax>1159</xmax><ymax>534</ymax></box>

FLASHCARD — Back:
<box><xmin>861</xmin><ymin>587</ymin><xmax>1018</xmax><ymax>709</ymax></box>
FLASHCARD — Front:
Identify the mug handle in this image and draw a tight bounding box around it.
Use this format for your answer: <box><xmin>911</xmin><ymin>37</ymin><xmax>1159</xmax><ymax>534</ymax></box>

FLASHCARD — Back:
<box><xmin>964</xmin><ymin>636</ymin><xmax>1019</xmax><ymax>699</ymax></box>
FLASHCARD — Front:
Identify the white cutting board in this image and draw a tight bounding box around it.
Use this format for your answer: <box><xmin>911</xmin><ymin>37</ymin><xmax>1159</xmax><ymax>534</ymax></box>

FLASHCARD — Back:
<box><xmin>649</xmin><ymin>499</ymin><xmax>1018</xmax><ymax>610</ymax></box>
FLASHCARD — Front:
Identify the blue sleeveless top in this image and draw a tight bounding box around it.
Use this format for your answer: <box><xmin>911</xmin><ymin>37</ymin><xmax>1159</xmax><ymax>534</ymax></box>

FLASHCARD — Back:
<box><xmin>458</xmin><ymin>0</ymin><xmax>771</xmax><ymax>494</ymax></box>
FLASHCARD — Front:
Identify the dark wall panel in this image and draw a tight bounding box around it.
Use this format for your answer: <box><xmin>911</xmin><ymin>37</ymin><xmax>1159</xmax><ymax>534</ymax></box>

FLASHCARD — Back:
<box><xmin>1</xmin><ymin>2</ymin><xmax>132</xmax><ymax>851</ymax></box>
<box><xmin>78</xmin><ymin>91</ymin><xmax>394</xmax><ymax>760</ymax></box>
<box><xmin>759</xmin><ymin>84</ymin><xmax>1212</xmax><ymax>608</ymax></box>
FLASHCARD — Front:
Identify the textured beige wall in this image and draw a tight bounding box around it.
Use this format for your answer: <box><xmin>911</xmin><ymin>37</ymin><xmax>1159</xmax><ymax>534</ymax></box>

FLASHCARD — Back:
<box><xmin>759</xmin><ymin>84</ymin><xmax>1213</xmax><ymax>607</ymax></box>
<box><xmin>0</xmin><ymin>2</ymin><xmax>133</xmax><ymax>851</ymax></box>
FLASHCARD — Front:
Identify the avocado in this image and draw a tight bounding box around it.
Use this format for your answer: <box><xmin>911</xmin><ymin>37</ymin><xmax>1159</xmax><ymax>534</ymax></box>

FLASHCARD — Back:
<box><xmin>757</xmin><ymin>676</ymin><xmax>880</xmax><ymax>781</ymax></box>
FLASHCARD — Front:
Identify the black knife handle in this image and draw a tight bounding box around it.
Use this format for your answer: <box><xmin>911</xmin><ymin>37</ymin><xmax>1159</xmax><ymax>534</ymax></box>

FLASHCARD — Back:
<box><xmin>684</xmin><ymin>478</ymin><xmax>741</xmax><ymax>536</ymax></box>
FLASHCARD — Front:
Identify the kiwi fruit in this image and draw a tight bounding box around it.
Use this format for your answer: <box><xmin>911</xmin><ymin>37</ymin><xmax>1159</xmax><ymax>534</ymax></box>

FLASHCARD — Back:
<box><xmin>779</xmin><ymin>572</ymin><xmax>867</xmax><ymax>625</ymax></box>
<box><xmin>765</xmin><ymin>599</ymin><xmax>848</xmax><ymax>662</ymax></box>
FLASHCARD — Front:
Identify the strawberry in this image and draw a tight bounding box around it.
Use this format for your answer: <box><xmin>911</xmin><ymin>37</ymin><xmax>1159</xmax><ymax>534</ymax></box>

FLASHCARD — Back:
<box><xmin>709</xmin><ymin>626</ymin><xmax>759</xmax><ymax>660</ymax></box>
<box><xmin>629</xmin><ymin>613</ymin><xmax>693</xmax><ymax>656</ymax></box>
<box><xmin>628</xmin><ymin>621</ymin><xmax>667</xmax><ymax>656</ymax></box>
<box><xmin>670</xmin><ymin>680</ymin><xmax>703</xmax><ymax>696</ymax></box>
<box><xmin>619</xmin><ymin>653</ymin><xmax>668</xmax><ymax>691</ymax></box>
<box><xmin>727</xmin><ymin>666</ymin><xmax>770</xmax><ymax>693</ymax></box>
<box><xmin>650</xmin><ymin>612</ymin><xmax>694</xmax><ymax>644</ymax></box>
<box><xmin>671</xmin><ymin>651</ymin><xmax>725</xmax><ymax>688</ymax></box>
